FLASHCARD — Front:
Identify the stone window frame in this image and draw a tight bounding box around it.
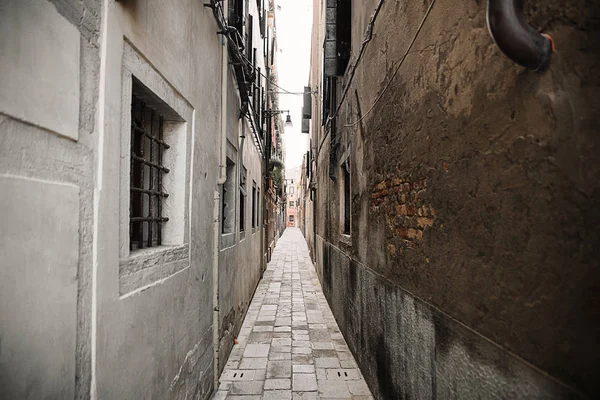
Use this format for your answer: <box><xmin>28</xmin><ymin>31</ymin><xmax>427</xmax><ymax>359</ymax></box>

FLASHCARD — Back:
<box><xmin>221</xmin><ymin>142</ymin><xmax>238</xmax><ymax>250</ymax></box>
<box><xmin>118</xmin><ymin>41</ymin><xmax>193</xmax><ymax>295</ymax></box>
<box><xmin>255</xmin><ymin>187</ymin><xmax>260</xmax><ymax>233</ymax></box>
<box><xmin>239</xmin><ymin>165</ymin><xmax>247</xmax><ymax>241</ymax></box>
<box><xmin>339</xmin><ymin>150</ymin><xmax>351</xmax><ymax>245</ymax></box>
<box><xmin>252</xmin><ymin>181</ymin><xmax>258</xmax><ymax>232</ymax></box>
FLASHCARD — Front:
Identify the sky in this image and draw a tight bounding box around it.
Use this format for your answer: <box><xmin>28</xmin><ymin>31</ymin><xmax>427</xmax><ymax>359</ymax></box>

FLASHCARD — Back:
<box><xmin>274</xmin><ymin>0</ymin><xmax>313</xmax><ymax>170</ymax></box>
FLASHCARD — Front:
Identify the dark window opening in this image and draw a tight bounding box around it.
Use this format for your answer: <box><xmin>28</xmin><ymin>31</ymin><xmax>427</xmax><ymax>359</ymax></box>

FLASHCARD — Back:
<box><xmin>336</xmin><ymin>0</ymin><xmax>352</xmax><ymax>75</ymax></box>
<box><xmin>257</xmin><ymin>189</ymin><xmax>261</xmax><ymax>225</ymax></box>
<box><xmin>222</xmin><ymin>158</ymin><xmax>236</xmax><ymax>234</ymax></box>
<box><xmin>343</xmin><ymin>159</ymin><xmax>351</xmax><ymax>235</ymax></box>
<box><xmin>228</xmin><ymin>0</ymin><xmax>245</xmax><ymax>38</ymax></box>
<box><xmin>129</xmin><ymin>82</ymin><xmax>170</xmax><ymax>251</ymax></box>
<box><xmin>252</xmin><ymin>185</ymin><xmax>257</xmax><ymax>228</ymax></box>
<box><xmin>289</xmin><ymin>215</ymin><xmax>294</xmax><ymax>222</ymax></box>
<box><xmin>240</xmin><ymin>167</ymin><xmax>247</xmax><ymax>232</ymax></box>
<box><xmin>246</xmin><ymin>14</ymin><xmax>253</xmax><ymax>61</ymax></box>
<box><xmin>239</xmin><ymin>193</ymin><xmax>245</xmax><ymax>232</ymax></box>
<box><xmin>257</xmin><ymin>0</ymin><xmax>265</xmax><ymax>37</ymax></box>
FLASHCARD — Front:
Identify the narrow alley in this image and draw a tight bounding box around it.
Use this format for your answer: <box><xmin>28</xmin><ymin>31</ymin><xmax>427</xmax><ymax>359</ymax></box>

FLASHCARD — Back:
<box><xmin>1</xmin><ymin>0</ymin><xmax>599</xmax><ymax>399</ymax></box>
<box><xmin>215</xmin><ymin>228</ymin><xmax>372</xmax><ymax>400</ymax></box>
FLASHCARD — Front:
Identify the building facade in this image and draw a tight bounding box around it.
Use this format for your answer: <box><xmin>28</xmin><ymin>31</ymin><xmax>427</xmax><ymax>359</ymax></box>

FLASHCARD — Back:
<box><xmin>306</xmin><ymin>0</ymin><xmax>600</xmax><ymax>399</ymax></box>
<box><xmin>0</xmin><ymin>0</ymin><xmax>279</xmax><ymax>398</ymax></box>
<box><xmin>285</xmin><ymin>167</ymin><xmax>301</xmax><ymax>227</ymax></box>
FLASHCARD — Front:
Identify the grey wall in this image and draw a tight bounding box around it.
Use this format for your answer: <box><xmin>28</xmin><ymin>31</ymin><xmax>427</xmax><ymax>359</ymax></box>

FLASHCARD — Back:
<box><xmin>311</xmin><ymin>0</ymin><xmax>600</xmax><ymax>398</ymax></box>
<box><xmin>0</xmin><ymin>0</ymin><xmax>100</xmax><ymax>398</ymax></box>
<box><xmin>217</xmin><ymin>0</ymin><xmax>268</xmax><ymax>373</ymax></box>
<box><xmin>93</xmin><ymin>2</ymin><xmax>222</xmax><ymax>397</ymax></box>
<box><xmin>0</xmin><ymin>0</ymin><xmax>265</xmax><ymax>399</ymax></box>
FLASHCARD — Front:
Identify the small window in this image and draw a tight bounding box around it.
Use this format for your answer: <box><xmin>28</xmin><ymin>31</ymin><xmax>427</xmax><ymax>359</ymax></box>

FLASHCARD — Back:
<box><xmin>129</xmin><ymin>84</ymin><xmax>170</xmax><ymax>251</ymax></box>
<box><xmin>239</xmin><ymin>166</ymin><xmax>247</xmax><ymax>232</ymax></box>
<box><xmin>252</xmin><ymin>184</ymin><xmax>257</xmax><ymax>229</ymax></box>
<box><xmin>246</xmin><ymin>14</ymin><xmax>253</xmax><ymax>61</ymax></box>
<box><xmin>289</xmin><ymin>201</ymin><xmax>294</xmax><ymax>208</ymax></box>
<box><xmin>289</xmin><ymin>215</ymin><xmax>294</xmax><ymax>222</ymax></box>
<box><xmin>342</xmin><ymin>159</ymin><xmax>351</xmax><ymax>235</ymax></box>
<box><xmin>228</xmin><ymin>0</ymin><xmax>244</xmax><ymax>37</ymax></box>
<box><xmin>222</xmin><ymin>158</ymin><xmax>236</xmax><ymax>234</ymax></box>
<box><xmin>289</xmin><ymin>186</ymin><xmax>294</xmax><ymax>195</ymax></box>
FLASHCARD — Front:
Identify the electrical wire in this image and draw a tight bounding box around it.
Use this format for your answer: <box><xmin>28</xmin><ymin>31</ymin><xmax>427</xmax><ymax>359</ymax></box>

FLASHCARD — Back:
<box><xmin>258</xmin><ymin>69</ymin><xmax>298</xmax><ymax>95</ymax></box>
<box><xmin>328</xmin><ymin>0</ymin><xmax>386</xmax><ymax>124</ymax></box>
<box><xmin>316</xmin><ymin>0</ymin><xmax>387</xmax><ymax>154</ymax></box>
<box><xmin>317</xmin><ymin>0</ymin><xmax>437</xmax><ymax>156</ymax></box>
<box><xmin>344</xmin><ymin>0</ymin><xmax>437</xmax><ymax>127</ymax></box>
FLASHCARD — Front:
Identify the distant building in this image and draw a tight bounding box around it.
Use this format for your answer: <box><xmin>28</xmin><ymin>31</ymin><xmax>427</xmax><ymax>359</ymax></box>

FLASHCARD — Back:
<box><xmin>285</xmin><ymin>167</ymin><xmax>301</xmax><ymax>227</ymax></box>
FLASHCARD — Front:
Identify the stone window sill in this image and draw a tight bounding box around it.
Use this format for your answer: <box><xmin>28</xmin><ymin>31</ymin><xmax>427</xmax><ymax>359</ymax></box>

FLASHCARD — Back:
<box><xmin>119</xmin><ymin>244</ymin><xmax>189</xmax><ymax>295</ymax></box>
<box><xmin>339</xmin><ymin>234</ymin><xmax>351</xmax><ymax>246</ymax></box>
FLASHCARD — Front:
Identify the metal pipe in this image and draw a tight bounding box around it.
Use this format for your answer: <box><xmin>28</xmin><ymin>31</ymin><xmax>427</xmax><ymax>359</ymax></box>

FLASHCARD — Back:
<box><xmin>212</xmin><ymin>190</ymin><xmax>221</xmax><ymax>389</ymax></box>
<box><xmin>487</xmin><ymin>0</ymin><xmax>554</xmax><ymax>72</ymax></box>
<box><xmin>213</xmin><ymin>0</ymin><xmax>229</xmax><ymax>389</ymax></box>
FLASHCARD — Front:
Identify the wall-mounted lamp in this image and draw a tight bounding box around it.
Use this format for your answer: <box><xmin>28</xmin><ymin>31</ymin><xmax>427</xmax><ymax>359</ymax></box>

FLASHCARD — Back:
<box><xmin>285</xmin><ymin>114</ymin><xmax>293</xmax><ymax>128</ymax></box>
<box><xmin>264</xmin><ymin>109</ymin><xmax>293</xmax><ymax>129</ymax></box>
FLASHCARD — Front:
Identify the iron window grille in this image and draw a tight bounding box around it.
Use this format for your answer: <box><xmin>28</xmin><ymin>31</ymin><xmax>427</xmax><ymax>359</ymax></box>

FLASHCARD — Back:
<box><xmin>240</xmin><ymin>167</ymin><xmax>247</xmax><ymax>232</ymax></box>
<box><xmin>222</xmin><ymin>158</ymin><xmax>236</xmax><ymax>234</ymax></box>
<box><xmin>130</xmin><ymin>94</ymin><xmax>170</xmax><ymax>251</ymax></box>
<box><xmin>252</xmin><ymin>185</ymin><xmax>257</xmax><ymax>228</ymax></box>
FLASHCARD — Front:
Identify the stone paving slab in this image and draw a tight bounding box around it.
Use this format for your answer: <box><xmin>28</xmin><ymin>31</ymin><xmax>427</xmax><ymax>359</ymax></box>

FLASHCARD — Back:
<box><xmin>213</xmin><ymin>228</ymin><xmax>373</xmax><ymax>400</ymax></box>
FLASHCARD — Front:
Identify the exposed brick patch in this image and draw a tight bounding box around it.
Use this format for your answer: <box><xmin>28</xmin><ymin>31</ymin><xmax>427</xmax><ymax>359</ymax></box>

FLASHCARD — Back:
<box><xmin>370</xmin><ymin>175</ymin><xmax>436</xmax><ymax>253</ymax></box>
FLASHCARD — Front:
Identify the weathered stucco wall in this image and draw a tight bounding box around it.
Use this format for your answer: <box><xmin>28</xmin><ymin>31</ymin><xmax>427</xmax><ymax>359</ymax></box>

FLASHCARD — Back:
<box><xmin>94</xmin><ymin>1</ymin><xmax>222</xmax><ymax>398</ymax></box>
<box><xmin>216</xmin><ymin>0</ymin><xmax>267</xmax><ymax>374</ymax></box>
<box><xmin>0</xmin><ymin>0</ymin><xmax>100</xmax><ymax>398</ymax></box>
<box><xmin>314</xmin><ymin>0</ymin><xmax>599</xmax><ymax>398</ymax></box>
<box><xmin>1</xmin><ymin>1</ymin><xmax>266</xmax><ymax>399</ymax></box>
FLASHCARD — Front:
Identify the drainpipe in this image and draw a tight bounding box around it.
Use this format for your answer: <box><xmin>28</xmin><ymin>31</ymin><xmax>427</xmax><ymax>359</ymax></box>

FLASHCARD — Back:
<box><xmin>212</xmin><ymin>189</ymin><xmax>221</xmax><ymax>388</ymax></box>
<box><xmin>486</xmin><ymin>0</ymin><xmax>554</xmax><ymax>72</ymax></box>
<box><xmin>213</xmin><ymin>0</ymin><xmax>229</xmax><ymax>389</ymax></box>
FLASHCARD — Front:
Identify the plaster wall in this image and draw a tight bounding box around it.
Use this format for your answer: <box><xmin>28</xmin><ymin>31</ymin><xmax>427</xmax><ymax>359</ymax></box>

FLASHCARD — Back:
<box><xmin>217</xmin><ymin>0</ymin><xmax>268</xmax><ymax>374</ymax></box>
<box><xmin>0</xmin><ymin>0</ymin><xmax>100</xmax><ymax>398</ymax></box>
<box><xmin>93</xmin><ymin>1</ymin><xmax>224</xmax><ymax>398</ymax></box>
<box><xmin>311</xmin><ymin>0</ymin><xmax>600</xmax><ymax>398</ymax></box>
<box><xmin>0</xmin><ymin>1</ymin><xmax>267</xmax><ymax>398</ymax></box>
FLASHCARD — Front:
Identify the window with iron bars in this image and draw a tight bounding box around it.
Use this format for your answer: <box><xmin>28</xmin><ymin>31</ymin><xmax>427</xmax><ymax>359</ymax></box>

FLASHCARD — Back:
<box><xmin>240</xmin><ymin>166</ymin><xmax>247</xmax><ymax>233</ymax></box>
<box><xmin>342</xmin><ymin>158</ymin><xmax>351</xmax><ymax>235</ymax></box>
<box><xmin>129</xmin><ymin>87</ymin><xmax>170</xmax><ymax>251</ymax></box>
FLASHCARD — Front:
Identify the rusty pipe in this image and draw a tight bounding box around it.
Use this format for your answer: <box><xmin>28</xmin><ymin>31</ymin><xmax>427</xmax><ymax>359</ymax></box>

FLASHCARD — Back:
<box><xmin>487</xmin><ymin>0</ymin><xmax>554</xmax><ymax>72</ymax></box>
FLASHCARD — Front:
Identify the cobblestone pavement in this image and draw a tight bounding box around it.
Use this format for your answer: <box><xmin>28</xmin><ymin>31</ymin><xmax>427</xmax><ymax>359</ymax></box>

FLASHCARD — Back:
<box><xmin>213</xmin><ymin>228</ymin><xmax>373</xmax><ymax>400</ymax></box>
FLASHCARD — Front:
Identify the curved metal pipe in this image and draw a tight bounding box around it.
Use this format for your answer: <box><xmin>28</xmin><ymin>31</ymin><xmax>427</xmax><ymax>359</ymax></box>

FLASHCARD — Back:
<box><xmin>487</xmin><ymin>0</ymin><xmax>554</xmax><ymax>72</ymax></box>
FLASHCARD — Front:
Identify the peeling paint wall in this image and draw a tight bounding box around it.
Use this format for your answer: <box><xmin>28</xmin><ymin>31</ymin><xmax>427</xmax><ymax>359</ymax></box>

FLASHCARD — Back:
<box><xmin>310</xmin><ymin>0</ymin><xmax>600</xmax><ymax>398</ymax></box>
